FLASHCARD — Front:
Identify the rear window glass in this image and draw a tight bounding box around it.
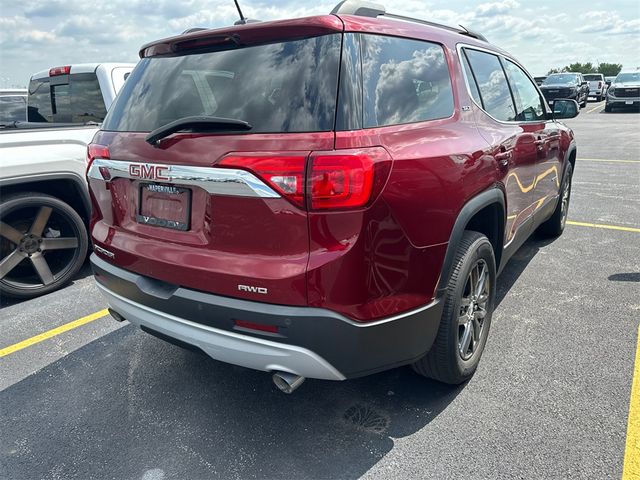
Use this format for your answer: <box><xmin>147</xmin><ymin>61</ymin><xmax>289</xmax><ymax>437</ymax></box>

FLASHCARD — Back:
<box><xmin>361</xmin><ymin>35</ymin><xmax>453</xmax><ymax>127</ymax></box>
<box><xmin>583</xmin><ymin>75</ymin><xmax>601</xmax><ymax>81</ymax></box>
<box><xmin>0</xmin><ymin>96</ymin><xmax>27</xmax><ymax>122</ymax></box>
<box><xmin>27</xmin><ymin>73</ymin><xmax>107</xmax><ymax>123</ymax></box>
<box><xmin>103</xmin><ymin>34</ymin><xmax>341</xmax><ymax>133</ymax></box>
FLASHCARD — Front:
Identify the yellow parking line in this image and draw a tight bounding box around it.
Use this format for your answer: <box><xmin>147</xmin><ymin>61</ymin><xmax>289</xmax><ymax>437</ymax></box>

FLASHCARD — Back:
<box><xmin>585</xmin><ymin>103</ymin><xmax>605</xmax><ymax>114</ymax></box>
<box><xmin>566</xmin><ymin>221</ymin><xmax>640</xmax><ymax>233</ymax></box>
<box><xmin>579</xmin><ymin>158</ymin><xmax>640</xmax><ymax>164</ymax></box>
<box><xmin>0</xmin><ymin>309</ymin><xmax>110</xmax><ymax>358</ymax></box>
<box><xmin>623</xmin><ymin>324</ymin><xmax>640</xmax><ymax>479</ymax></box>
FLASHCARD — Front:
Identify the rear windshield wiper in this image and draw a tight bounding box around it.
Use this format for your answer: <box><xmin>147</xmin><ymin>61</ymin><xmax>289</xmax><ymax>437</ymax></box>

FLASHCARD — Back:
<box><xmin>145</xmin><ymin>116</ymin><xmax>252</xmax><ymax>146</ymax></box>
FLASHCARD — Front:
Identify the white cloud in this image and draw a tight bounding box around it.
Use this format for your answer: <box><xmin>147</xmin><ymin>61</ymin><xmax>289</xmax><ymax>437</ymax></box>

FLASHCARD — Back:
<box><xmin>0</xmin><ymin>0</ymin><xmax>638</xmax><ymax>87</ymax></box>
<box><xmin>475</xmin><ymin>0</ymin><xmax>520</xmax><ymax>17</ymax></box>
<box><xmin>576</xmin><ymin>11</ymin><xmax>640</xmax><ymax>35</ymax></box>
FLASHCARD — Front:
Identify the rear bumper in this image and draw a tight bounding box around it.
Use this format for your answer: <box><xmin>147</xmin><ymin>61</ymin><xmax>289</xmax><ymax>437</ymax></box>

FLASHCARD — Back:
<box><xmin>91</xmin><ymin>254</ymin><xmax>443</xmax><ymax>380</ymax></box>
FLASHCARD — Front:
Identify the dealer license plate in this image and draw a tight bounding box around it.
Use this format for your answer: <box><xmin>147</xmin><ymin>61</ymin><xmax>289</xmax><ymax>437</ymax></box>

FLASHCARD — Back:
<box><xmin>137</xmin><ymin>183</ymin><xmax>191</xmax><ymax>231</ymax></box>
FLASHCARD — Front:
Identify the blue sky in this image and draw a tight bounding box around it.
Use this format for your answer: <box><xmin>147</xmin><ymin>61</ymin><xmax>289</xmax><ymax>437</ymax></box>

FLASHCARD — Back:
<box><xmin>0</xmin><ymin>0</ymin><xmax>639</xmax><ymax>87</ymax></box>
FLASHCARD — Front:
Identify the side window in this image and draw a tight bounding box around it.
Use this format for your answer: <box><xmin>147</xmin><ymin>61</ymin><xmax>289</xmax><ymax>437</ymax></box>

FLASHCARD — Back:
<box><xmin>503</xmin><ymin>60</ymin><xmax>546</xmax><ymax>121</ymax></box>
<box><xmin>361</xmin><ymin>35</ymin><xmax>454</xmax><ymax>127</ymax></box>
<box><xmin>461</xmin><ymin>51</ymin><xmax>482</xmax><ymax>106</ymax></box>
<box><xmin>27</xmin><ymin>78</ymin><xmax>53</xmax><ymax>122</ymax></box>
<box><xmin>0</xmin><ymin>96</ymin><xmax>27</xmax><ymax>122</ymax></box>
<box><xmin>464</xmin><ymin>49</ymin><xmax>516</xmax><ymax>122</ymax></box>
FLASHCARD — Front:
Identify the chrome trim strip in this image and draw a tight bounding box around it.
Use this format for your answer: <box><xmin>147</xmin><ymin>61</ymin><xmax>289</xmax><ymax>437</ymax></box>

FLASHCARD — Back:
<box><xmin>87</xmin><ymin>158</ymin><xmax>280</xmax><ymax>198</ymax></box>
<box><xmin>97</xmin><ymin>283</ymin><xmax>346</xmax><ymax>381</ymax></box>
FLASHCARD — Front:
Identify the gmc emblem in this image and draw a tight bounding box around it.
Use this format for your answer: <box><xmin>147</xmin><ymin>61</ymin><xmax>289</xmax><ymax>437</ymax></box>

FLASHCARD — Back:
<box><xmin>129</xmin><ymin>163</ymin><xmax>170</xmax><ymax>181</ymax></box>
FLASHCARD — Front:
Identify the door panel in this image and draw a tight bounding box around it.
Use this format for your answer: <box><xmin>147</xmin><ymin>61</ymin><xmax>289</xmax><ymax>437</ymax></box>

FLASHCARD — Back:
<box><xmin>502</xmin><ymin>59</ymin><xmax>561</xmax><ymax>218</ymax></box>
<box><xmin>463</xmin><ymin>49</ymin><xmax>539</xmax><ymax>244</ymax></box>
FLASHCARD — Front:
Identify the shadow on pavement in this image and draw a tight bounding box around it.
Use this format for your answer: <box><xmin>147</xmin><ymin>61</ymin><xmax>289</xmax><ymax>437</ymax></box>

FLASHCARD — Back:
<box><xmin>0</xmin><ymin>261</ymin><xmax>93</xmax><ymax>309</ymax></box>
<box><xmin>0</xmin><ymin>231</ymin><xmax>569</xmax><ymax>479</ymax></box>
<box><xmin>495</xmin><ymin>233</ymin><xmax>557</xmax><ymax>307</ymax></box>
<box><xmin>608</xmin><ymin>272</ymin><xmax>640</xmax><ymax>282</ymax></box>
<box><xmin>0</xmin><ymin>324</ymin><xmax>464</xmax><ymax>479</ymax></box>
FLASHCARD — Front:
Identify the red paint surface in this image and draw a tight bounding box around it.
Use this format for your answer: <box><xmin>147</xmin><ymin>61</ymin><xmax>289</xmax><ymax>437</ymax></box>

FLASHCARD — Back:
<box><xmin>90</xmin><ymin>15</ymin><xmax>574</xmax><ymax>322</ymax></box>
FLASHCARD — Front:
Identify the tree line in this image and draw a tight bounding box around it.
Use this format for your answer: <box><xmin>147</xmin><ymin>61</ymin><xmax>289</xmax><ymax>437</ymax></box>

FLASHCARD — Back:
<box><xmin>547</xmin><ymin>62</ymin><xmax>623</xmax><ymax>77</ymax></box>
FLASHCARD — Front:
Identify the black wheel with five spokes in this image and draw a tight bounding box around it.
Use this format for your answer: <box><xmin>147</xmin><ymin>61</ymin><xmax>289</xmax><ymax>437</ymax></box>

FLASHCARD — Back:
<box><xmin>0</xmin><ymin>192</ymin><xmax>88</xmax><ymax>299</ymax></box>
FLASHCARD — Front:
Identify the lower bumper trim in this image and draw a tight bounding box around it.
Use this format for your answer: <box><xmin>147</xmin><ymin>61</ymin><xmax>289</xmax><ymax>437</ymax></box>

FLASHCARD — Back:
<box><xmin>98</xmin><ymin>283</ymin><xmax>346</xmax><ymax>381</ymax></box>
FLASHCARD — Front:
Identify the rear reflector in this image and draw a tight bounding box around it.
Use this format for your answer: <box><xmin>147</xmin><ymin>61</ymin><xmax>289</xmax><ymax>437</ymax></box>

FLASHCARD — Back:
<box><xmin>234</xmin><ymin>320</ymin><xmax>279</xmax><ymax>334</ymax></box>
<box><xmin>49</xmin><ymin>66</ymin><xmax>71</xmax><ymax>76</ymax></box>
<box><xmin>219</xmin><ymin>154</ymin><xmax>307</xmax><ymax>207</ymax></box>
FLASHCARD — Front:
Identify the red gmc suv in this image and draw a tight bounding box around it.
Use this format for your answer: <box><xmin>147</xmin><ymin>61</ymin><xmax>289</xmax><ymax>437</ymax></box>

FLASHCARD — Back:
<box><xmin>87</xmin><ymin>1</ymin><xmax>578</xmax><ymax>393</ymax></box>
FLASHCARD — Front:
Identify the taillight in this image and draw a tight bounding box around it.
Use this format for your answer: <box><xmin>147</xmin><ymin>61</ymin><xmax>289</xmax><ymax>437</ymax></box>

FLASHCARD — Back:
<box><xmin>219</xmin><ymin>154</ymin><xmax>307</xmax><ymax>207</ymax></box>
<box><xmin>86</xmin><ymin>143</ymin><xmax>111</xmax><ymax>178</ymax></box>
<box><xmin>49</xmin><ymin>66</ymin><xmax>71</xmax><ymax>76</ymax></box>
<box><xmin>598</xmin><ymin>81</ymin><xmax>602</xmax><ymax>88</ymax></box>
<box><xmin>218</xmin><ymin>147</ymin><xmax>392</xmax><ymax>211</ymax></box>
<box><xmin>309</xmin><ymin>147</ymin><xmax>392</xmax><ymax>210</ymax></box>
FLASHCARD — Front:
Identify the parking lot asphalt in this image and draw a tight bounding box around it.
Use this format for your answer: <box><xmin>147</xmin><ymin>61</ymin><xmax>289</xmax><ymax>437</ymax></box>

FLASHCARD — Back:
<box><xmin>1</xmin><ymin>103</ymin><xmax>639</xmax><ymax>480</ymax></box>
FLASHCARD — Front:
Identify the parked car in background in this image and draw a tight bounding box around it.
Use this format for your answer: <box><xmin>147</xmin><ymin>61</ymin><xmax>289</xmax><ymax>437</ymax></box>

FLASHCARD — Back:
<box><xmin>605</xmin><ymin>69</ymin><xmax>640</xmax><ymax>112</ymax></box>
<box><xmin>540</xmin><ymin>72</ymin><xmax>589</xmax><ymax>108</ymax></box>
<box><xmin>534</xmin><ymin>76</ymin><xmax>547</xmax><ymax>86</ymax></box>
<box><xmin>583</xmin><ymin>73</ymin><xmax>607</xmax><ymax>101</ymax></box>
<box><xmin>87</xmin><ymin>2</ymin><xmax>579</xmax><ymax>392</ymax></box>
<box><xmin>26</xmin><ymin>64</ymin><xmax>132</xmax><ymax>123</ymax></box>
<box><xmin>0</xmin><ymin>89</ymin><xmax>27</xmax><ymax>123</ymax></box>
<box><xmin>0</xmin><ymin>63</ymin><xmax>134</xmax><ymax>299</ymax></box>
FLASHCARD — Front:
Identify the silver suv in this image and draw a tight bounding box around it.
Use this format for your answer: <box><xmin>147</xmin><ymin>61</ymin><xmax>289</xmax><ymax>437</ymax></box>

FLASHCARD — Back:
<box><xmin>583</xmin><ymin>73</ymin><xmax>606</xmax><ymax>102</ymax></box>
<box><xmin>605</xmin><ymin>70</ymin><xmax>640</xmax><ymax>112</ymax></box>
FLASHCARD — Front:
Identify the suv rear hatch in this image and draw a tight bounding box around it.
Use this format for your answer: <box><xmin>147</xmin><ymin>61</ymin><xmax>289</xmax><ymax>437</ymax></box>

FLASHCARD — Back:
<box><xmin>88</xmin><ymin>18</ymin><xmax>344</xmax><ymax>306</ymax></box>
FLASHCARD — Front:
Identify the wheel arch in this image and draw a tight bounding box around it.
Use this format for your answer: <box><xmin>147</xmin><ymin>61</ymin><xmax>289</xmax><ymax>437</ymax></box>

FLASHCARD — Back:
<box><xmin>436</xmin><ymin>187</ymin><xmax>505</xmax><ymax>296</ymax></box>
<box><xmin>0</xmin><ymin>173</ymin><xmax>90</xmax><ymax>225</ymax></box>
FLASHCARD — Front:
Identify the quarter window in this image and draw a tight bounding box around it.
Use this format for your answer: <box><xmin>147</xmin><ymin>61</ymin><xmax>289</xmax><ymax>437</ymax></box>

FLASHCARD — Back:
<box><xmin>464</xmin><ymin>49</ymin><xmax>516</xmax><ymax>122</ymax></box>
<box><xmin>361</xmin><ymin>35</ymin><xmax>454</xmax><ymax>127</ymax></box>
<box><xmin>503</xmin><ymin>60</ymin><xmax>546</xmax><ymax>121</ymax></box>
<box><xmin>461</xmin><ymin>51</ymin><xmax>482</xmax><ymax>106</ymax></box>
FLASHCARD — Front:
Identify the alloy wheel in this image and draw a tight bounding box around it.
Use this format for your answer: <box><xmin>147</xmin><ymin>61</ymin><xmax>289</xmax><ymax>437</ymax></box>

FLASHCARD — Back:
<box><xmin>0</xmin><ymin>205</ymin><xmax>81</xmax><ymax>293</ymax></box>
<box><xmin>458</xmin><ymin>259</ymin><xmax>490</xmax><ymax>361</ymax></box>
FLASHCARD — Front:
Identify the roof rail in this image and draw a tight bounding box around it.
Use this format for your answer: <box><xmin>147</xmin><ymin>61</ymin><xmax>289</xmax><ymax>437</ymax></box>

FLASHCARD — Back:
<box><xmin>330</xmin><ymin>1</ymin><xmax>488</xmax><ymax>42</ymax></box>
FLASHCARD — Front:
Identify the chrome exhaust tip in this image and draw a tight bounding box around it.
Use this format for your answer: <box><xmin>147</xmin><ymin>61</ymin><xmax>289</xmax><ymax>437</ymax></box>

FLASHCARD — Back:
<box><xmin>272</xmin><ymin>371</ymin><xmax>305</xmax><ymax>394</ymax></box>
<box><xmin>108</xmin><ymin>308</ymin><xmax>126</xmax><ymax>323</ymax></box>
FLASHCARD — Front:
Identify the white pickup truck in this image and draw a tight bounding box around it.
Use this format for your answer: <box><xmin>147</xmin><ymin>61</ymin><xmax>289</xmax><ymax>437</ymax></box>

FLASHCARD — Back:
<box><xmin>0</xmin><ymin>63</ymin><xmax>134</xmax><ymax>299</ymax></box>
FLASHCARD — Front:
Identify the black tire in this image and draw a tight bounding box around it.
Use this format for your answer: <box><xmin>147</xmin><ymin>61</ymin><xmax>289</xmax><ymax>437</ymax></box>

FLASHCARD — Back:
<box><xmin>605</xmin><ymin>104</ymin><xmax>612</xmax><ymax>113</ymax></box>
<box><xmin>413</xmin><ymin>231</ymin><xmax>496</xmax><ymax>384</ymax></box>
<box><xmin>581</xmin><ymin>96</ymin><xmax>587</xmax><ymax>108</ymax></box>
<box><xmin>0</xmin><ymin>192</ymin><xmax>88</xmax><ymax>299</ymax></box>
<box><xmin>597</xmin><ymin>95</ymin><xmax>602</xmax><ymax>102</ymax></box>
<box><xmin>539</xmin><ymin>162</ymin><xmax>573</xmax><ymax>237</ymax></box>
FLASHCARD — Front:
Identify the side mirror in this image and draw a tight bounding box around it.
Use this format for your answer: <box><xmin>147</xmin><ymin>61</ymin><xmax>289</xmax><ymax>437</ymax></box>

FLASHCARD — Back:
<box><xmin>581</xmin><ymin>81</ymin><xmax>588</xmax><ymax>86</ymax></box>
<box><xmin>553</xmin><ymin>99</ymin><xmax>579</xmax><ymax>119</ymax></box>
